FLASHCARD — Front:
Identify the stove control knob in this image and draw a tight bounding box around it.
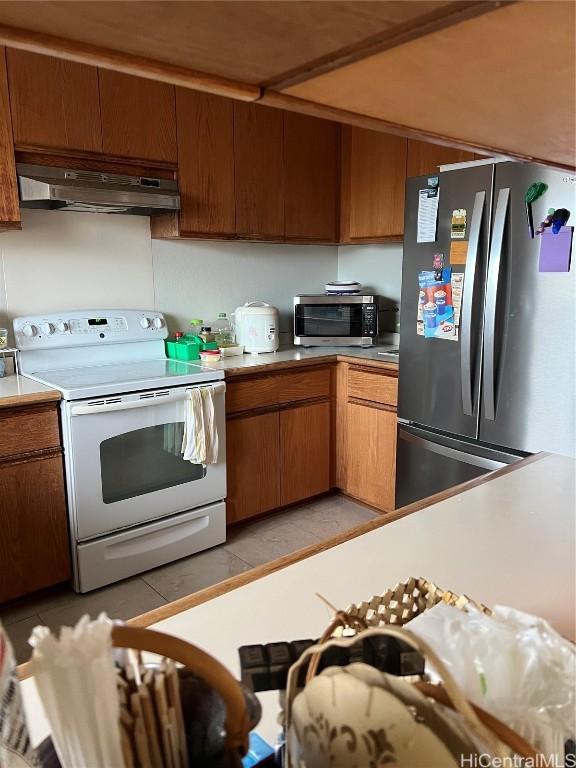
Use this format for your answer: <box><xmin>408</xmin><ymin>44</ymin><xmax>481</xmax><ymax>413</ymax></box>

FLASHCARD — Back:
<box><xmin>21</xmin><ymin>323</ymin><xmax>37</xmax><ymax>338</ymax></box>
<box><xmin>152</xmin><ymin>316</ymin><xmax>165</xmax><ymax>329</ymax></box>
<box><xmin>140</xmin><ymin>317</ymin><xmax>151</xmax><ymax>329</ymax></box>
<box><xmin>40</xmin><ymin>322</ymin><xmax>55</xmax><ymax>335</ymax></box>
<box><xmin>55</xmin><ymin>321</ymin><xmax>69</xmax><ymax>333</ymax></box>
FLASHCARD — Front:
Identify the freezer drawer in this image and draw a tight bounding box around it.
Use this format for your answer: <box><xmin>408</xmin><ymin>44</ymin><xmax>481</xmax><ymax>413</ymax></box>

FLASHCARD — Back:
<box><xmin>395</xmin><ymin>424</ymin><xmax>523</xmax><ymax>508</ymax></box>
<box><xmin>75</xmin><ymin>501</ymin><xmax>226</xmax><ymax>592</ymax></box>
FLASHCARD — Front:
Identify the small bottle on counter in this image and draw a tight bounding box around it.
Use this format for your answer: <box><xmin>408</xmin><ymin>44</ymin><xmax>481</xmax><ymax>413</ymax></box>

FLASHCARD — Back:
<box><xmin>213</xmin><ymin>313</ymin><xmax>235</xmax><ymax>347</ymax></box>
<box><xmin>189</xmin><ymin>319</ymin><xmax>203</xmax><ymax>339</ymax></box>
<box><xmin>199</xmin><ymin>326</ymin><xmax>215</xmax><ymax>343</ymax></box>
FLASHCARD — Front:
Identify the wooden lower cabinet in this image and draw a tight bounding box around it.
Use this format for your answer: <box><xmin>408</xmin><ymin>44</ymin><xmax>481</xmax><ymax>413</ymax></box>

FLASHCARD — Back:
<box><xmin>225</xmin><ymin>362</ymin><xmax>397</xmax><ymax>524</ymax></box>
<box><xmin>226</xmin><ymin>411</ymin><xmax>281</xmax><ymax>524</ymax></box>
<box><xmin>343</xmin><ymin>402</ymin><xmax>397</xmax><ymax>511</ymax></box>
<box><xmin>0</xmin><ymin>451</ymin><xmax>70</xmax><ymax>603</ymax></box>
<box><xmin>226</xmin><ymin>366</ymin><xmax>333</xmax><ymax>524</ymax></box>
<box><xmin>280</xmin><ymin>401</ymin><xmax>331</xmax><ymax>506</ymax></box>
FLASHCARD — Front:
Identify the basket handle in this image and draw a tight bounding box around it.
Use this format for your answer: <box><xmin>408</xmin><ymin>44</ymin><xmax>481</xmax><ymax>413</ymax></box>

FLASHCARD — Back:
<box><xmin>284</xmin><ymin>625</ymin><xmax>509</xmax><ymax>766</ymax></box>
<box><xmin>112</xmin><ymin>625</ymin><xmax>250</xmax><ymax>756</ymax></box>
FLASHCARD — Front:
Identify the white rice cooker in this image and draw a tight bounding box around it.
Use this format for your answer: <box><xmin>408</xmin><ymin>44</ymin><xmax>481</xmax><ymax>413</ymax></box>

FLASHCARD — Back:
<box><xmin>234</xmin><ymin>302</ymin><xmax>279</xmax><ymax>354</ymax></box>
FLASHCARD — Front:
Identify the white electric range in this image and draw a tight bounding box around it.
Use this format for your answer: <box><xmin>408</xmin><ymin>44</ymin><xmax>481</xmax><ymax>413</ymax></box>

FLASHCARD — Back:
<box><xmin>14</xmin><ymin>309</ymin><xmax>226</xmax><ymax>593</ymax></box>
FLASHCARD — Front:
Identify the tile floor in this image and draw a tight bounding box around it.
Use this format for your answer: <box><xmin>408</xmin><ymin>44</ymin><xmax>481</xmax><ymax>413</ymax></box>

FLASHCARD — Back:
<box><xmin>1</xmin><ymin>494</ymin><xmax>378</xmax><ymax>664</ymax></box>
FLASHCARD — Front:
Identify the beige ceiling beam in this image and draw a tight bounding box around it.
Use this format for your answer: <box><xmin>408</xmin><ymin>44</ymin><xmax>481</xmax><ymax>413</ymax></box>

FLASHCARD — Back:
<box><xmin>0</xmin><ymin>23</ymin><xmax>260</xmax><ymax>102</ymax></box>
<box><xmin>260</xmin><ymin>91</ymin><xmax>575</xmax><ymax>173</ymax></box>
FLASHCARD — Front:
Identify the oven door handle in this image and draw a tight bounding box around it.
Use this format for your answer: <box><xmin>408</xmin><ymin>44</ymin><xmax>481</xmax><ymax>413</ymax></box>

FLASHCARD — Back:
<box><xmin>70</xmin><ymin>382</ymin><xmax>226</xmax><ymax>416</ymax></box>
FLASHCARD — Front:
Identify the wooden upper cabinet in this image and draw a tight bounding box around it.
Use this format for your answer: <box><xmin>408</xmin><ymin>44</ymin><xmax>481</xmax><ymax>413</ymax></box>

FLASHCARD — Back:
<box><xmin>174</xmin><ymin>89</ymin><xmax>235</xmax><ymax>235</ymax></box>
<box><xmin>6</xmin><ymin>49</ymin><xmax>102</xmax><ymax>153</ymax></box>
<box><xmin>284</xmin><ymin>112</ymin><xmax>338</xmax><ymax>242</ymax></box>
<box><xmin>0</xmin><ymin>47</ymin><xmax>19</xmax><ymax>230</ymax></box>
<box><xmin>407</xmin><ymin>139</ymin><xmax>475</xmax><ymax>178</ymax></box>
<box><xmin>234</xmin><ymin>102</ymin><xmax>284</xmax><ymax>238</ymax></box>
<box><xmin>341</xmin><ymin>126</ymin><xmax>407</xmax><ymax>241</ymax></box>
<box><xmin>99</xmin><ymin>70</ymin><xmax>177</xmax><ymax>163</ymax></box>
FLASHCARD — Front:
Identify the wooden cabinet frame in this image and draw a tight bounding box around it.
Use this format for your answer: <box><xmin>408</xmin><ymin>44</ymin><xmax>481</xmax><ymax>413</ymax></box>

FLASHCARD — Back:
<box><xmin>0</xmin><ymin>47</ymin><xmax>20</xmax><ymax>231</ymax></box>
<box><xmin>3</xmin><ymin>48</ymin><xmax>483</xmax><ymax>242</ymax></box>
<box><xmin>225</xmin><ymin>360</ymin><xmax>397</xmax><ymax>525</ymax></box>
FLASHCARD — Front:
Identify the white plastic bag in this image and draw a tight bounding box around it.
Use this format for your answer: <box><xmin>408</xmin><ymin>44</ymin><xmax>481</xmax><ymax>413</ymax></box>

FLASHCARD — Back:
<box><xmin>409</xmin><ymin>603</ymin><xmax>576</xmax><ymax>760</ymax></box>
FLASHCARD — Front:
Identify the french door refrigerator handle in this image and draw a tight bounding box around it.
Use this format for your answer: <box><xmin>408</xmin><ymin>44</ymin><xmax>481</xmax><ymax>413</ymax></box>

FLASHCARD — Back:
<box><xmin>460</xmin><ymin>190</ymin><xmax>486</xmax><ymax>416</ymax></box>
<box><xmin>399</xmin><ymin>427</ymin><xmax>507</xmax><ymax>471</ymax></box>
<box><xmin>483</xmin><ymin>187</ymin><xmax>510</xmax><ymax>421</ymax></box>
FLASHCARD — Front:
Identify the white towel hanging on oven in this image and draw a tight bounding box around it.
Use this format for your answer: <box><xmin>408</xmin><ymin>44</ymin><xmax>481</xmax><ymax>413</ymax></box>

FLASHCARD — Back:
<box><xmin>181</xmin><ymin>384</ymin><xmax>222</xmax><ymax>465</ymax></box>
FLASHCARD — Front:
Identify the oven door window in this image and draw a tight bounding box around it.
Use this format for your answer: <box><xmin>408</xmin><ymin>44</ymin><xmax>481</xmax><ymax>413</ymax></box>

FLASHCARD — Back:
<box><xmin>100</xmin><ymin>422</ymin><xmax>206</xmax><ymax>504</ymax></box>
<box><xmin>295</xmin><ymin>304</ymin><xmax>363</xmax><ymax>337</ymax></box>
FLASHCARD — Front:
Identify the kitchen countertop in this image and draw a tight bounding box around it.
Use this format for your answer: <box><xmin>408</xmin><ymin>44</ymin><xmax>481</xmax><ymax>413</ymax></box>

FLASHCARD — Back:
<box><xmin>206</xmin><ymin>345</ymin><xmax>400</xmax><ymax>377</ymax></box>
<box><xmin>0</xmin><ymin>374</ymin><xmax>61</xmax><ymax>409</ymax></box>
<box><xmin>19</xmin><ymin>452</ymin><xmax>576</xmax><ymax>747</ymax></box>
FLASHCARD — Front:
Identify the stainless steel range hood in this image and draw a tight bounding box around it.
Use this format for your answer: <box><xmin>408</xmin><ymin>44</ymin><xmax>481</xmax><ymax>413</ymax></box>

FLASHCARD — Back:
<box><xmin>17</xmin><ymin>164</ymin><xmax>180</xmax><ymax>215</ymax></box>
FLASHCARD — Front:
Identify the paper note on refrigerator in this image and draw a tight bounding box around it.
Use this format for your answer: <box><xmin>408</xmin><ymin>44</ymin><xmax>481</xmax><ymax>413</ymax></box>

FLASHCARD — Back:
<box><xmin>417</xmin><ymin>187</ymin><xmax>440</xmax><ymax>243</ymax></box>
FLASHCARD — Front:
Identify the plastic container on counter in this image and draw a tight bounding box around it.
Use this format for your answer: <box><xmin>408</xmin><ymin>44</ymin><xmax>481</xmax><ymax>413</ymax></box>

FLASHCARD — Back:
<box><xmin>199</xmin><ymin>349</ymin><xmax>222</xmax><ymax>362</ymax></box>
<box><xmin>164</xmin><ymin>331</ymin><xmax>184</xmax><ymax>359</ymax></box>
<box><xmin>219</xmin><ymin>345</ymin><xmax>244</xmax><ymax>357</ymax></box>
<box><xmin>175</xmin><ymin>338</ymin><xmax>202</xmax><ymax>361</ymax></box>
<box><xmin>0</xmin><ymin>328</ymin><xmax>7</xmax><ymax>349</ymax></box>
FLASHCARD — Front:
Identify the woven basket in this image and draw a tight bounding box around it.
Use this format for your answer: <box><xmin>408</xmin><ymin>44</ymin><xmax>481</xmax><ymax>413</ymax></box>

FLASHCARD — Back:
<box><xmin>344</xmin><ymin>576</ymin><xmax>491</xmax><ymax>629</ymax></box>
<box><xmin>291</xmin><ymin>577</ymin><xmax>539</xmax><ymax>764</ymax></box>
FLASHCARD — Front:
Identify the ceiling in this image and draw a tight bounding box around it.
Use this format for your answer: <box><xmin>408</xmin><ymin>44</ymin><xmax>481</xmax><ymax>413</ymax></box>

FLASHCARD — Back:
<box><xmin>0</xmin><ymin>1</ymin><xmax>479</xmax><ymax>85</ymax></box>
<box><xmin>280</xmin><ymin>1</ymin><xmax>576</xmax><ymax>168</ymax></box>
<box><xmin>0</xmin><ymin>0</ymin><xmax>574</xmax><ymax>168</ymax></box>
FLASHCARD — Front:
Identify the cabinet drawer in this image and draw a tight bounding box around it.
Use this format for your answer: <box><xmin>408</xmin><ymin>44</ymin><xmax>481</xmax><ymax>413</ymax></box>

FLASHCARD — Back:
<box><xmin>0</xmin><ymin>404</ymin><xmax>60</xmax><ymax>459</ymax></box>
<box><xmin>348</xmin><ymin>368</ymin><xmax>398</xmax><ymax>407</ymax></box>
<box><xmin>278</xmin><ymin>367</ymin><xmax>331</xmax><ymax>404</ymax></box>
<box><xmin>226</xmin><ymin>376</ymin><xmax>278</xmax><ymax>414</ymax></box>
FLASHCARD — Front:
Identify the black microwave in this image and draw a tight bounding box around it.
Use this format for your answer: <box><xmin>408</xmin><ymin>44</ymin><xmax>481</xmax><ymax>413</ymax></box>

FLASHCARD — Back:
<box><xmin>293</xmin><ymin>295</ymin><xmax>397</xmax><ymax>347</ymax></box>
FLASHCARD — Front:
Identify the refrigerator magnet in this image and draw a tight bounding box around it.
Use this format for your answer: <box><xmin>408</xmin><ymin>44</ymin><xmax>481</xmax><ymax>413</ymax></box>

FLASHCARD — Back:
<box><xmin>451</xmin><ymin>208</ymin><xmax>467</xmax><ymax>239</ymax></box>
<box><xmin>538</xmin><ymin>226</ymin><xmax>573</xmax><ymax>272</ymax></box>
<box><xmin>433</xmin><ymin>253</ymin><xmax>444</xmax><ymax>280</ymax></box>
<box><xmin>450</xmin><ymin>240</ymin><xmax>468</xmax><ymax>264</ymax></box>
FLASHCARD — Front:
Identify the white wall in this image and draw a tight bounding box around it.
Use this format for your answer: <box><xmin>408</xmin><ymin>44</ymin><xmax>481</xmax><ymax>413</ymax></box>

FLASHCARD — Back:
<box><xmin>337</xmin><ymin>243</ymin><xmax>403</xmax><ymax>304</ymax></box>
<box><xmin>0</xmin><ymin>210</ymin><xmax>403</xmax><ymax>350</ymax></box>
<box><xmin>152</xmin><ymin>239</ymin><xmax>338</xmax><ymax>344</ymax></box>
<box><xmin>0</xmin><ymin>211</ymin><xmax>154</xmax><ymax>332</ymax></box>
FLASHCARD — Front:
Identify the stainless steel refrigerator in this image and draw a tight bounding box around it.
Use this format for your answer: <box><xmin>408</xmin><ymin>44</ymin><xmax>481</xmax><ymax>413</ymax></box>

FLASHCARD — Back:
<box><xmin>396</xmin><ymin>160</ymin><xmax>576</xmax><ymax>507</ymax></box>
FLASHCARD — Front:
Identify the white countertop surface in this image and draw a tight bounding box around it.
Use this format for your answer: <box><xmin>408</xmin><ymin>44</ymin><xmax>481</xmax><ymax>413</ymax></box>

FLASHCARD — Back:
<box><xmin>203</xmin><ymin>344</ymin><xmax>400</xmax><ymax>373</ymax></box>
<box><xmin>0</xmin><ymin>373</ymin><xmax>60</xmax><ymax>405</ymax></box>
<box><xmin>20</xmin><ymin>453</ymin><xmax>576</xmax><ymax>747</ymax></box>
